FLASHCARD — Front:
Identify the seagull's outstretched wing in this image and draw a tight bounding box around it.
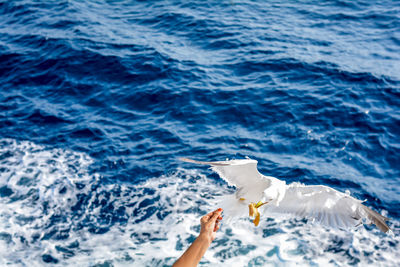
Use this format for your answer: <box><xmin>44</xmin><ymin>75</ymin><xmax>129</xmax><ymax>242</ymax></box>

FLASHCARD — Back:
<box><xmin>179</xmin><ymin>157</ymin><xmax>266</xmax><ymax>188</ymax></box>
<box><xmin>266</xmin><ymin>183</ymin><xmax>390</xmax><ymax>233</ymax></box>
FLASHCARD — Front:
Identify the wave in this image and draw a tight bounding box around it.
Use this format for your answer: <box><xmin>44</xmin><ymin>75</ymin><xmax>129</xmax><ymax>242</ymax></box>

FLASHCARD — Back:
<box><xmin>1</xmin><ymin>0</ymin><xmax>400</xmax><ymax>265</ymax></box>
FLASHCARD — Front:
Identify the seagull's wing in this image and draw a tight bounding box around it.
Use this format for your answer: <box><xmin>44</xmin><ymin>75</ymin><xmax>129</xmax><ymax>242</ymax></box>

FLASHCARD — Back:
<box><xmin>179</xmin><ymin>157</ymin><xmax>270</xmax><ymax>193</ymax></box>
<box><xmin>266</xmin><ymin>183</ymin><xmax>390</xmax><ymax>233</ymax></box>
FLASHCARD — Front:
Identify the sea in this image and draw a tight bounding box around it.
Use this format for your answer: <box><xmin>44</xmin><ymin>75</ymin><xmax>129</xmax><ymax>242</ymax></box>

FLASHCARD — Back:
<box><xmin>0</xmin><ymin>0</ymin><xmax>399</xmax><ymax>266</ymax></box>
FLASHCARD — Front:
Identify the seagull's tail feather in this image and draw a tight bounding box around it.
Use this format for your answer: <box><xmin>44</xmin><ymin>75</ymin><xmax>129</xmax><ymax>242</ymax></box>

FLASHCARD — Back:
<box><xmin>361</xmin><ymin>205</ymin><xmax>390</xmax><ymax>233</ymax></box>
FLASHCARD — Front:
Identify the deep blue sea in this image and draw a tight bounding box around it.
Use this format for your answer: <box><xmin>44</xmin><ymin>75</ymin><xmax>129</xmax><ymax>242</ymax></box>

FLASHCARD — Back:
<box><xmin>0</xmin><ymin>0</ymin><xmax>399</xmax><ymax>266</ymax></box>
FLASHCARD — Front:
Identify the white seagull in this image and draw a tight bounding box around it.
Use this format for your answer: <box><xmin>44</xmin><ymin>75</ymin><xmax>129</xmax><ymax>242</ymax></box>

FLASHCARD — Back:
<box><xmin>180</xmin><ymin>157</ymin><xmax>390</xmax><ymax>233</ymax></box>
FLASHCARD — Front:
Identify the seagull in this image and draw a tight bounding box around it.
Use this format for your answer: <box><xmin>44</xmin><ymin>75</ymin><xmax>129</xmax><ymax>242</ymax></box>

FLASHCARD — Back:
<box><xmin>180</xmin><ymin>157</ymin><xmax>390</xmax><ymax>233</ymax></box>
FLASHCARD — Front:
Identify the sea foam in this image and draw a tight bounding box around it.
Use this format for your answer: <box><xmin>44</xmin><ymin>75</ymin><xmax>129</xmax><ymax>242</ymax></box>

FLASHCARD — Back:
<box><xmin>0</xmin><ymin>139</ymin><xmax>399</xmax><ymax>266</ymax></box>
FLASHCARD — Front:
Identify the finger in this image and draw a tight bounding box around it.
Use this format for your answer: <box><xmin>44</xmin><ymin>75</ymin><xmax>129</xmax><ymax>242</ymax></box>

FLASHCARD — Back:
<box><xmin>207</xmin><ymin>210</ymin><xmax>216</xmax><ymax>217</ymax></box>
<box><xmin>214</xmin><ymin>220</ymin><xmax>219</xmax><ymax>231</ymax></box>
<box><xmin>210</xmin><ymin>209</ymin><xmax>222</xmax><ymax>222</ymax></box>
<box><xmin>201</xmin><ymin>210</ymin><xmax>215</xmax><ymax>223</ymax></box>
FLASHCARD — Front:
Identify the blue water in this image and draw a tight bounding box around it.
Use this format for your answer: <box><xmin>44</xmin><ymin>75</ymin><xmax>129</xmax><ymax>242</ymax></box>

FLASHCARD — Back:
<box><xmin>0</xmin><ymin>0</ymin><xmax>399</xmax><ymax>266</ymax></box>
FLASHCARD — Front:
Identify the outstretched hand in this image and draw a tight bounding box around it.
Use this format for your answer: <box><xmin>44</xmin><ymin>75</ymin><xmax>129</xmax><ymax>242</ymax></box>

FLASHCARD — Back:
<box><xmin>199</xmin><ymin>208</ymin><xmax>223</xmax><ymax>243</ymax></box>
<box><xmin>173</xmin><ymin>208</ymin><xmax>223</xmax><ymax>267</ymax></box>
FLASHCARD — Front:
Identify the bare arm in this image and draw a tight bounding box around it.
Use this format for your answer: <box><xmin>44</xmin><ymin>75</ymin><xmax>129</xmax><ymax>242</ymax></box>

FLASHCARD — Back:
<box><xmin>173</xmin><ymin>208</ymin><xmax>223</xmax><ymax>267</ymax></box>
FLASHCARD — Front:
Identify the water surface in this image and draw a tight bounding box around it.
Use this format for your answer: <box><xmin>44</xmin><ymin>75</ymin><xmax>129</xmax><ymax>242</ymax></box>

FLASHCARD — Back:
<box><xmin>0</xmin><ymin>0</ymin><xmax>399</xmax><ymax>266</ymax></box>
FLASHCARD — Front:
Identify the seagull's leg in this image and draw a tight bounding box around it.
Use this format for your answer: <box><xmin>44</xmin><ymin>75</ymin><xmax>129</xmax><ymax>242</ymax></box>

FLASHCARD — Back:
<box><xmin>248</xmin><ymin>203</ymin><xmax>257</xmax><ymax>217</ymax></box>
<box><xmin>248</xmin><ymin>203</ymin><xmax>261</xmax><ymax>226</ymax></box>
<box><xmin>248</xmin><ymin>200</ymin><xmax>273</xmax><ymax>227</ymax></box>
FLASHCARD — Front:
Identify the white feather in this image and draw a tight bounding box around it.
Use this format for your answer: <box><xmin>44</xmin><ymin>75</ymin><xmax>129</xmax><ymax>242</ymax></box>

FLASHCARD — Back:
<box><xmin>265</xmin><ymin>184</ymin><xmax>363</xmax><ymax>229</ymax></box>
<box><xmin>180</xmin><ymin>157</ymin><xmax>390</xmax><ymax>233</ymax></box>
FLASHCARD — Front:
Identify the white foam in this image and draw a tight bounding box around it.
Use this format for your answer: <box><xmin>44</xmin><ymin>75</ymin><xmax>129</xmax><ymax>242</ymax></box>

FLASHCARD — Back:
<box><xmin>0</xmin><ymin>138</ymin><xmax>399</xmax><ymax>266</ymax></box>
<box><xmin>0</xmin><ymin>138</ymin><xmax>96</xmax><ymax>266</ymax></box>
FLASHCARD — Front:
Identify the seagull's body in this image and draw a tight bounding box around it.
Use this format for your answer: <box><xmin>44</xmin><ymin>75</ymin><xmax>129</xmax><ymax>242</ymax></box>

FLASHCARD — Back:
<box><xmin>180</xmin><ymin>157</ymin><xmax>390</xmax><ymax>233</ymax></box>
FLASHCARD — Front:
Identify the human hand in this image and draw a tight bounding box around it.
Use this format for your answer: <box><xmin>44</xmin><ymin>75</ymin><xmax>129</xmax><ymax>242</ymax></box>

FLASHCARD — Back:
<box><xmin>172</xmin><ymin>209</ymin><xmax>224</xmax><ymax>267</ymax></box>
<box><xmin>198</xmin><ymin>208</ymin><xmax>223</xmax><ymax>244</ymax></box>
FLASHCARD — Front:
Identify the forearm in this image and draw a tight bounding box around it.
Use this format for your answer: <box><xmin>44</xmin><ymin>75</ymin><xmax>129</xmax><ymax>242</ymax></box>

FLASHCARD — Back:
<box><xmin>172</xmin><ymin>235</ymin><xmax>211</xmax><ymax>267</ymax></box>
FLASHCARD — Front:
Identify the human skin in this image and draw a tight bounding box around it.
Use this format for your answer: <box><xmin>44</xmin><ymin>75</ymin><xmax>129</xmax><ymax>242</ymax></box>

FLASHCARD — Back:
<box><xmin>172</xmin><ymin>208</ymin><xmax>223</xmax><ymax>267</ymax></box>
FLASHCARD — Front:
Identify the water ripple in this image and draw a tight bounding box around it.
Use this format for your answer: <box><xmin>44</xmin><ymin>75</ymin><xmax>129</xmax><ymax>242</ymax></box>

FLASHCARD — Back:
<box><xmin>1</xmin><ymin>0</ymin><xmax>400</xmax><ymax>265</ymax></box>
